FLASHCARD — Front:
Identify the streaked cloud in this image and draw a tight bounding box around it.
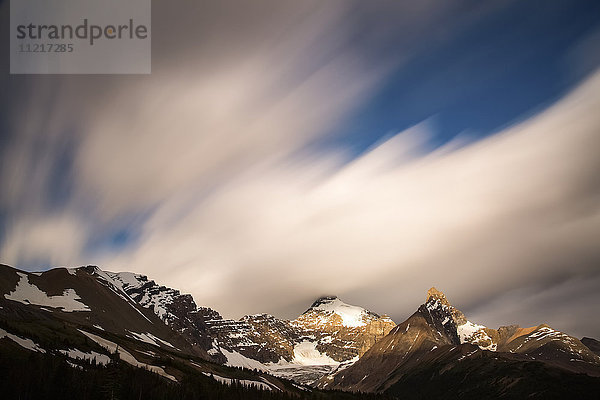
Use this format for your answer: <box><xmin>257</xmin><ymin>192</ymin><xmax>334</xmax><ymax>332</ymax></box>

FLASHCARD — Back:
<box><xmin>105</xmin><ymin>70</ymin><xmax>600</xmax><ymax>339</ymax></box>
<box><xmin>1</xmin><ymin>0</ymin><xmax>599</xmax><ymax>338</ymax></box>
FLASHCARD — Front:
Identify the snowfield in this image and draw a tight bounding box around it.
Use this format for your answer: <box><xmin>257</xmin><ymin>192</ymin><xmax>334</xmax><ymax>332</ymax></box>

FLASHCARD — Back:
<box><xmin>59</xmin><ymin>348</ymin><xmax>111</xmax><ymax>365</ymax></box>
<box><xmin>127</xmin><ymin>331</ymin><xmax>178</xmax><ymax>349</ymax></box>
<box><xmin>0</xmin><ymin>327</ymin><xmax>46</xmax><ymax>353</ymax></box>
<box><xmin>216</xmin><ymin>340</ymin><xmax>347</xmax><ymax>385</ymax></box>
<box><xmin>202</xmin><ymin>372</ymin><xmax>280</xmax><ymax>391</ymax></box>
<box><xmin>221</xmin><ymin>348</ymin><xmax>268</xmax><ymax>371</ymax></box>
<box><xmin>291</xmin><ymin>341</ymin><xmax>339</xmax><ymax>366</ymax></box>
<box><xmin>4</xmin><ymin>272</ymin><xmax>90</xmax><ymax>312</ymax></box>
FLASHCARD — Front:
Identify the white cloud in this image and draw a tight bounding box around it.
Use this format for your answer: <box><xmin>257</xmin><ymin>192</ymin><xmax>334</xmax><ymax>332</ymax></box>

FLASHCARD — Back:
<box><xmin>2</xmin><ymin>213</ymin><xmax>88</xmax><ymax>268</ymax></box>
<box><xmin>104</xmin><ymin>69</ymin><xmax>600</xmax><ymax>337</ymax></box>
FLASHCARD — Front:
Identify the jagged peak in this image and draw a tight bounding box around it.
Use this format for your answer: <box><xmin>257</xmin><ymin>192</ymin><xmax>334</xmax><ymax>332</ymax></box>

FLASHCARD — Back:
<box><xmin>420</xmin><ymin>288</ymin><xmax>499</xmax><ymax>350</ymax></box>
<box><xmin>426</xmin><ymin>287</ymin><xmax>450</xmax><ymax>305</ymax></box>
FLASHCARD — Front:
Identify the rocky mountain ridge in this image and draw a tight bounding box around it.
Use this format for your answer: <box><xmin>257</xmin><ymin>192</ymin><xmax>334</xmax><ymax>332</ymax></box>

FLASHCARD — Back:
<box><xmin>0</xmin><ymin>264</ymin><xmax>395</xmax><ymax>384</ymax></box>
<box><xmin>95</xmin><ymin>268</ymin><xmax>396</xmax><ymax>370</ymax></box>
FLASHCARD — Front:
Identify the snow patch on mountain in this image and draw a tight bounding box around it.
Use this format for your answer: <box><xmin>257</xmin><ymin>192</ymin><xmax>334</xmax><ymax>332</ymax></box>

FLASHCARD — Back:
<box><xmin>202</xmin><ymin>372</ymin><xmax>279</xmax><ymax>391</ymax></box>
<box><xmin>59</xmin><ymin>348</ymin><xmax>111</xmax><ymax>365</ymax></box>
<box><xmin>127</xmin><ymin>331</ymin><xmax>177</xmax><ymax>349</ymax></box>
<box><xmin>457</xmin><ymin>321</ymin><xmax>497</xmax><ymax>351</ymax></box>
<box><xmin>457</xmin><ymin>321</ymin><xmax>485</xmax><ymax>341</ymax></box>
<box><xmin>221</xmin><ymin>348</ymin><xmax>268</xmax><ymax>371</ymax></box>
<box><xmin>4</xmin><ymin>273</ymin><xmax>90</xmax><ymax>312</ymax></box>
<box><xmin>0</xmin><ymin>327</ymin><xmax>46</xmax><ymax>353</ymax></box>
<box><xmin>311</xmin><ymin>297</ymin><xmax>368</xmax><ymax>327</ymax></box>
<box><xmin>84</xmin><ymin>267</ymin><xmax>154</xmax><ymax>323</ymax></box>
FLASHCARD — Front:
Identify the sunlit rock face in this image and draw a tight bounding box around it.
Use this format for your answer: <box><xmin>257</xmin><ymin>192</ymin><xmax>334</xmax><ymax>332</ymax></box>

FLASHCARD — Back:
<box><xmin>292</xmin><ymin>296</ymin><xmax>396</xmax><ymax>361</ymax></box>
<box><xmin>422</xmin><ymin>287</ymin><xmax>497</xmax><ymax>350</ymax></box>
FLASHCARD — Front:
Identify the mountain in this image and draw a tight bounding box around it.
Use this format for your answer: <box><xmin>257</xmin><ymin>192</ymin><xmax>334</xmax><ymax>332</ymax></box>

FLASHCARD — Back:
<box><xmin>2</xmin><ymin>263</ymin><xmax>599</xmax><ymax>399</ymax></box>
<box><xmin>0</xmin><ymin>263</ymin><xmax>394</xmax><ymax>393</ymax></box>
<box><xmin>319</xmin><ymin>287</ymin><xmax>600</xmax><ymax>398</ymax></box>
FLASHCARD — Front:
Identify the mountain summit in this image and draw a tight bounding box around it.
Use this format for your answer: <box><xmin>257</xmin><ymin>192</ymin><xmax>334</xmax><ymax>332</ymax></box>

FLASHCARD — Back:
<box><xmin>422</xmin><ymin>286</ymin><xmax>492</xmax><ymax>348</ymax></box>
<box><xmin>292</xmin><ymin>296</ymin><xmax>395</xmax><ymax>365</ymax></box>
<box><xmin>425</xmin><ymin>287</ymin><xmax>449</xmax><ymax>304</ymax></box>
<box><xmin>300</xmin><ymin>295</ymin><xmax>383</xmax><ymax>328</ymax></box>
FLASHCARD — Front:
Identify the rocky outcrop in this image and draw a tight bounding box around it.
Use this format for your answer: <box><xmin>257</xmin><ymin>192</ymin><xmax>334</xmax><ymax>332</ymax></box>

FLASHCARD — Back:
<box><xmin>241</xmin><ymin>314</ymin><xmax>300</xmax><ymax>362</ymax></box>
<box><xmin>205</xmin><ymin>313</ymin><xmax>300</xmax><ymax>363</ymax></box>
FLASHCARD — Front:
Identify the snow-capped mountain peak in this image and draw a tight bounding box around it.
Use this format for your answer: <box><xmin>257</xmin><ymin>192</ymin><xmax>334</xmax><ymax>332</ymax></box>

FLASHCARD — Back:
<box><xmin>422</xmin><ymin>287</ymin><xmax>496</xmax><ymax>350</ymax></box>
<box><xmin>302</xmin><ymin>296</ymin><xmax>377</xmax><ymax>328</ymax></box>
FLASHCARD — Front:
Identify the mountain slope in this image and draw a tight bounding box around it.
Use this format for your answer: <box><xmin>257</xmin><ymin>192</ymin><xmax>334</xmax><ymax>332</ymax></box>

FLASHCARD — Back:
<box><xmin>0</xmin><ymin>264</ymin><xmax>202</xmax><ymax>357</ymax></box>
<box><xmin>319</xmin><ymin>299</ymin><xmax>455</xmax><ymax>392</ymax></box>
<box><xmin>582</xmin><ymin>337</ymin><xmax>600</xmax><ymax>356</ymax></box>
<box><xmin>383</xmin><ymin>345</ymin><xmax>600</xmax><ymax>400</ymax></box>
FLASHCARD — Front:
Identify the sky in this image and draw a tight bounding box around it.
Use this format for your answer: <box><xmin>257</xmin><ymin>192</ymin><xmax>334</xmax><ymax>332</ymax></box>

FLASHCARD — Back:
<box><xmin>1</xmin><ymin>1</ymin><xmax>600</xmax><ymax>338</ymax></box>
